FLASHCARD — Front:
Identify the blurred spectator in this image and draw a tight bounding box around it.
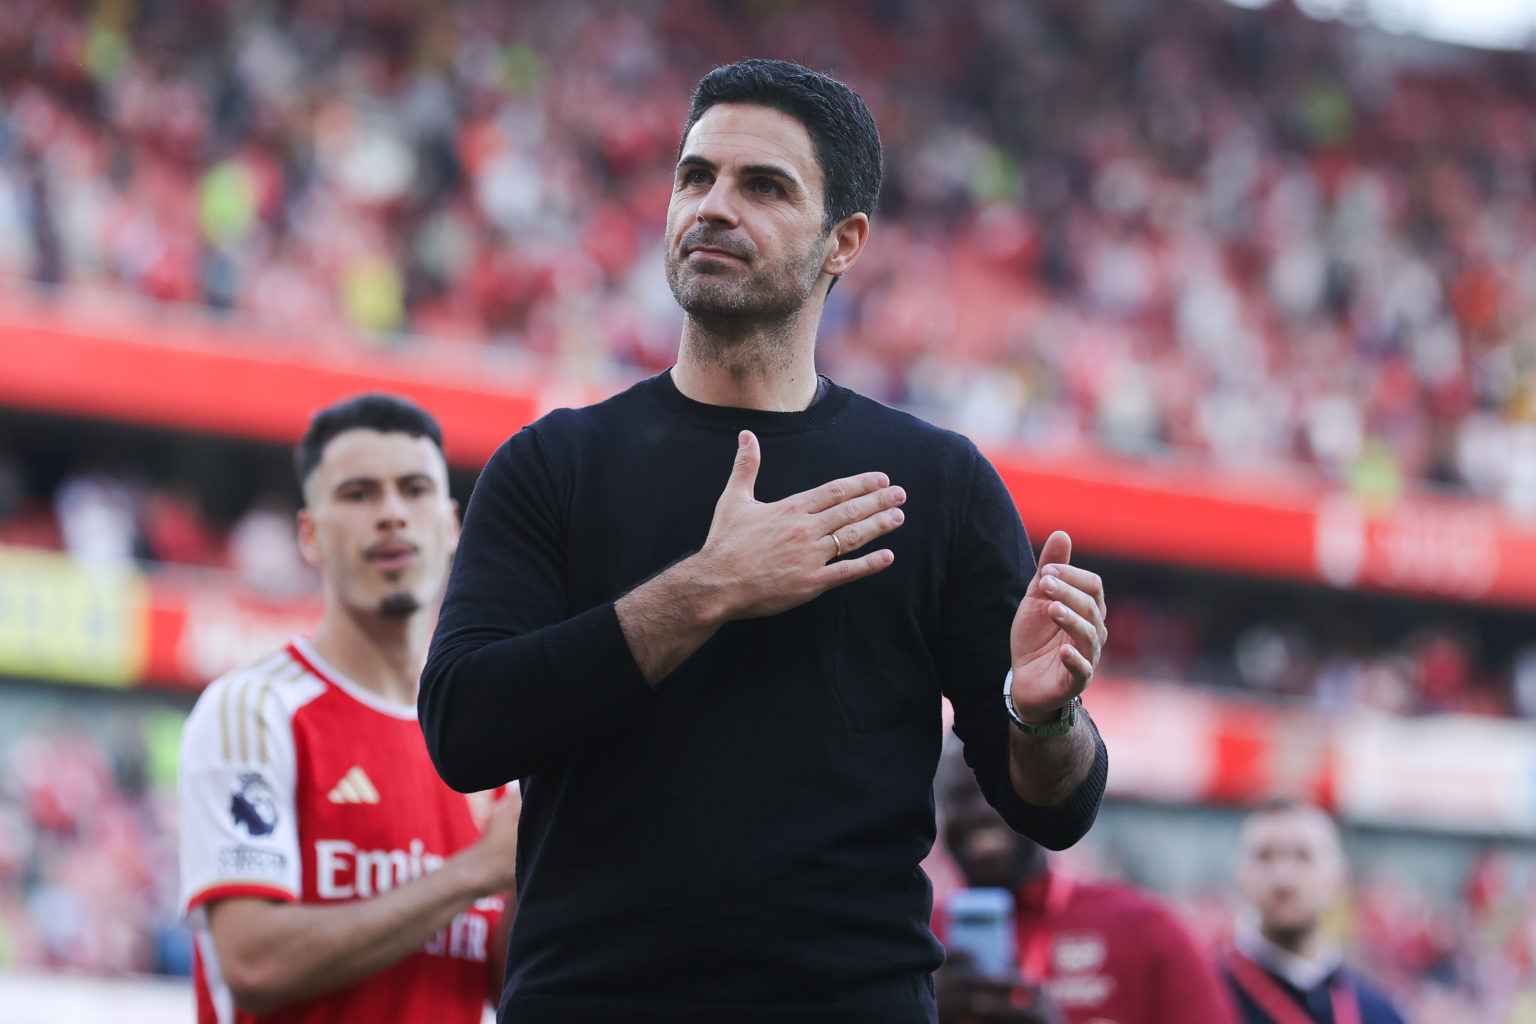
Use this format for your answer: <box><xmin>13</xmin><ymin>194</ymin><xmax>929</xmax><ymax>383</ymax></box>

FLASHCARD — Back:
<box><xmin>228</xmin><ymin>494</ymin><xmax>311</xmax><ymax>595</ymax></box>
<box><xmin>54</xmin><ymin>471</ymin><xmax>138</xmax><ymax>565</ymax></box>
<box><xmin>933</xmin><ymin>744</ymin><xmax>1237</xmax><ymax>1024</ymax></box>
<box><xmin>1225</xmin><ymin>800</ymin><xmax>1409</xmax><ymax>1024</ymax></box>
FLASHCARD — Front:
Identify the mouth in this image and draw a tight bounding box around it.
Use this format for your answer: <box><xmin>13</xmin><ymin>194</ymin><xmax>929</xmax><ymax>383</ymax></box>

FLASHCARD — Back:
<box><xmin>687</xmin><ymin>245</ymin><xmax>747</xmax><ymax>263</ymax></box>
<box><xmin>365</xmin><ymin>542</ymin><xmax>419</xmax><ymax>573</ymax></box>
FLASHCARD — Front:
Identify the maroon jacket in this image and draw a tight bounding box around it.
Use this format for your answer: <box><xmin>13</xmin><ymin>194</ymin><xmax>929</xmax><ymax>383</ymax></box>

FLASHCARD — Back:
<box><xmin>938</xmin><ymin>872</ymin><xmax>1239</xmax><ymax>1024</ymax></box>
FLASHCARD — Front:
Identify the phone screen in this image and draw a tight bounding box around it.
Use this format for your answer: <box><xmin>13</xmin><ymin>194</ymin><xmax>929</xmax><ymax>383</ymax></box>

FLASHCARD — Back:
<box><xmin>944</xmin><ymin>886</ymin><xmax>1018</xmax><ymax>979</ymax></box>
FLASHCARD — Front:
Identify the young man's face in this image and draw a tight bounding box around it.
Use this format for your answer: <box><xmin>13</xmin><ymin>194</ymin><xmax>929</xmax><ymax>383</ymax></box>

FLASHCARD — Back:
<box><xmin>1238</xmin><ymin>807</ymin><xmax>1344</xmax><ymax>942</ymax></box>
<box><xmin>664</xmin><ymin>102</ymin><xmax>836</xmax><ymax>328</ymax></box>
<box><xmin>298</xmin><ymin>429</ymin><xmax>458</xmax><ymax>622</ymax></box>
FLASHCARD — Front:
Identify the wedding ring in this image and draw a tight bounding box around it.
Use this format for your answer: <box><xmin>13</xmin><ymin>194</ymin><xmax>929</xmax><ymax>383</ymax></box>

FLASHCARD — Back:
<box><xmin>830</xmin><ymin>531</ymin><xmax>843</xmax><ymax>558</ymax></box>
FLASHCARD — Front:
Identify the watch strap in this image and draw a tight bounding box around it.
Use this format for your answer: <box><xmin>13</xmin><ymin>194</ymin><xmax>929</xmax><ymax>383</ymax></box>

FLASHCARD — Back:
<box><xmin>1003</xmin><ymin>669</ymin><xmax>1079</xmax><ymax>737</ymax></box>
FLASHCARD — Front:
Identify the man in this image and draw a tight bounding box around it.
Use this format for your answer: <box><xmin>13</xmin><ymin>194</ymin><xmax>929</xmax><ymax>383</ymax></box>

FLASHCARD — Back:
<box><xmin>1226</xmin><ymin>801</ymin><xmax>1409</xmax><ymax>1024</ymax></box>
<box><xmin>934</xmin><ymin>744</ymin><xmax>1237</xmax><ymax>1024</ymax></box>
<box><xmin>178</xmin><ymin>394</ymin><xmax>520</xmax><ymax>1023</ymax></box>
<box><xmin>421</xmin><ymin>59</ymin><xmax>1109</xmax><ymax>1024</ymax></box>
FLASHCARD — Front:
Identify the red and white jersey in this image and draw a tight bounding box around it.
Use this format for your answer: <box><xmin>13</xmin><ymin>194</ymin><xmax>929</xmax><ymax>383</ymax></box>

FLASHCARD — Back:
<box><xmin>178</xmin><ymin>638</ymin><xmax>503</xmax><ymax>1024</ymax></box>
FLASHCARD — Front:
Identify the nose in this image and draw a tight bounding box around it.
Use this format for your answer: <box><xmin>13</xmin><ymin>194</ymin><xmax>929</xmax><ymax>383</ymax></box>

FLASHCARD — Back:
<box><xmin>377</xmin><ymin>487</ymin><xmax>408</xmax><ymax>529</ymax></box>
<box><xmin>695</xmin><ymin>178</ymin><xmax>739</xmax><ymax>228</ymax></box>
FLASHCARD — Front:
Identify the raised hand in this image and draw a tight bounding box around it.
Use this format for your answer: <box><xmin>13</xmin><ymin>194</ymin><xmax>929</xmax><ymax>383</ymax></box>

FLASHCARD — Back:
<box><xmin>1006</xmin><ymin>531</ymin><xmax>1106</xmax><ymax>724</ymax></box>
<box><xmin>615</xmin><ymin>430</ymin><xmax>907</xmax><ymax>684</ymax></box>
<box><xmin>699</xmin><ymin>429</ymin><xmax>906</xmax><ymax>621</ymax></box>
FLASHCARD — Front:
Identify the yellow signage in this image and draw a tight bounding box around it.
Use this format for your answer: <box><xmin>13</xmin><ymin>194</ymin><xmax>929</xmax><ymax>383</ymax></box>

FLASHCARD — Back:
<box><xmin>0</xmin><ymin>547</ymin><xmax>146</xmax><ymax>686</ymax></box>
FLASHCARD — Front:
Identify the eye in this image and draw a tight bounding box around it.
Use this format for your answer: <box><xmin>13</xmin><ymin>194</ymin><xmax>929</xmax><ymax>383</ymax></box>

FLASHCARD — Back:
<box><xmin>750</xmin><ymin>178</ymin><xmax>782</xmax><ymax>197</ymax></box>
<box><xmin>681</xmin><ymin>168</ymin><xmax>711</xmax><ymax>187</ymax></box>
<box><xmin>340</xmin><ymin>488</ymin><xmax>367</xmax><ymax>502</ymax></box>
<box><xmin>403</xmin><ymin>480</ymin><xmax>432</xmax><ymax>497</ymax></box>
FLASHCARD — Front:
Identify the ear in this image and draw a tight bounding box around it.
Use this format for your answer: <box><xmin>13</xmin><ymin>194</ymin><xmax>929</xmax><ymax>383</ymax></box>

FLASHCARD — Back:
<box><xmin>296</xmin><ymin>507</ymin><xmax>323</xmax><ymax>568</ymax></box>
<box><xmin>822</xmin><ymin>211</ymin><xmax>869</xmax><ymax>280</ymax></box>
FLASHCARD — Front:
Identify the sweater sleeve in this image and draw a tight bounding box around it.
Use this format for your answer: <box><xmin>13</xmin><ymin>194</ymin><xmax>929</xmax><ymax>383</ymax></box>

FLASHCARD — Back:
<box><xmin>940</xmin><ymin>444</ymin><xmax>1107</xmax><ymax>850</ymax></box>
<box><xmin>419</xmin><ymin>427</ymin><xmax>653</xmax><ymax>791</ymax></box>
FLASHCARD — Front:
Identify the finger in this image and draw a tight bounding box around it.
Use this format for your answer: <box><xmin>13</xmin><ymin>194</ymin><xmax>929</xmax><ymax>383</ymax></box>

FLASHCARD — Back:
<box><xmin>1048</xmin><ymin>600</ymin><xmax>1101</xmax><ymax>666</ymax></box>
<box><xmin>811</xmin><ymin>548</ymin><xmax>895</xmax><ymax>590</ymax></box>
<box><xmin>1034</xmin><ymin>530</ymin><xmax>1072</xmax><ymax>575</ymax></box>
<box><xmin>1060</xmin><ymin>643</ymin><xmax>1095</xmax><ymax>687</ymax></box>
<box><xmin>794</xmin><ymin>470</ymin><xmax>891</xmax><ymax>514</ymax></box>
<box><xmin>825</xmin><ymin>505</ymin><xmax>905</xmax><ymax>558</ymax></box>
<box><xmin>1040</xmin><ymin>563</ymin><xmax>1106</xmax><ymax>619</ymax></box>
<box><xmin>1038</xmin><ymin>574</ymin><xmax>1104</xmax><ymax>638</ymax></box>
<box><xmin>815</xmin><ymin>484</ymin><xmax>906</xmax><ymax>533</ymax></box>
<box><xmin>723</xmin><ymin>430</ymin><xmax>760</xmax><ymax>501</ymax></box>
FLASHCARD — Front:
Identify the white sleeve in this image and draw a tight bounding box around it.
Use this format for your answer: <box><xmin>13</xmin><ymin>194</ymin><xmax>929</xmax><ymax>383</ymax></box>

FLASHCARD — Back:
<box><xmin>178</xmin><ymin>671</ymin><xmax>303</xmax><ymax>927</ymax></box>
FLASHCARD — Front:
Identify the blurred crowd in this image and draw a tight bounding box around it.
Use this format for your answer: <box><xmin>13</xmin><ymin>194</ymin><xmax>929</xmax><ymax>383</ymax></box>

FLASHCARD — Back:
<box><xmin>1104</xmin><ymin>588</ymin><xmax>1536</xmax><ymax>718</ymax></box>
<box><xmin>0</xmin><ymin>446</ymin><xmax>314</xmax><ymax>594</ymax></box>
<box><xmin>0</xmin><ymin>0</ymin><xmax>1533</xmax><ymax>508</ymax></box>
<box><xmin>0</xmin><ymin>708</ymin><xmax>188</xmax><ymax>978</ymax></box>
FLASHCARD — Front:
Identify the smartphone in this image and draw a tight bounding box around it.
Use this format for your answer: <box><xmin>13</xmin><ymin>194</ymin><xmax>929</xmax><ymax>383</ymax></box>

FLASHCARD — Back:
<box><xmin>944</xmin><ymin>887</ymin><xmax>1017</xmax><ymax>979</ymax></box>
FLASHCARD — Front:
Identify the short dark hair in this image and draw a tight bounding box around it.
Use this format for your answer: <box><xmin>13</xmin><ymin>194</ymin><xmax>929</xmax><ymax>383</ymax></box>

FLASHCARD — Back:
<box><xmin>294</xmin><ymin>393</ymin><xmax>444</xmax><ymax>495</ymax></box>
<box><xmin>679</xmin><ymin>58</ymin><xmax>883</xmax><ymax>232</ymax></box>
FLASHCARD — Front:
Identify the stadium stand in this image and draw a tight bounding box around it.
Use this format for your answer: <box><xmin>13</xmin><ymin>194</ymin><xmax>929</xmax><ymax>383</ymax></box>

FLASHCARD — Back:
<box><xmin>0</xmin><ymin>1</ymin><xmax>1533</xmax><ymax>1022</ymax></box>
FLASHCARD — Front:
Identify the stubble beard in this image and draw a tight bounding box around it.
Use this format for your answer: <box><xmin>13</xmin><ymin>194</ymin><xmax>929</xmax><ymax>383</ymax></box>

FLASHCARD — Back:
<box><xmin>665</xmin><ymin>230</ymin><xmax>827</xmax><ymax>362</ymax></box>
<box><xmin>378</xmin><ymin>591</ymin><xmax>421</xmax><ymax>617</ymax></box>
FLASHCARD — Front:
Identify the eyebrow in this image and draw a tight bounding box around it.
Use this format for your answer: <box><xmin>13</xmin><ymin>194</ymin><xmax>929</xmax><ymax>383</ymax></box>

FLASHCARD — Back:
<box><xmin>331</xmin><ymin>472</ymin><xmax>435</xmax><ymax>492</ymax></box>
<box><xmin>677</xmin><ymin>154</ymin><xmax>805</xmax><ymax>195</ymax></box>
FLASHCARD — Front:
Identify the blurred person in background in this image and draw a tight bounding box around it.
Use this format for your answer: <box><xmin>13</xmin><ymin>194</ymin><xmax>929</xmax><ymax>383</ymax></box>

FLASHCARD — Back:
<box><xmin>934</xmin><ymin>742</ymin><xmax>1237</xmax><ymax>1024</ymax></box>
<box><xmin>1227</xmin><ymin>800</ymin><xmax>1408</xmax><ymax>1024</ymax></box>
<box><xmin>177</xmin><ymin>394</ymin><xmax>519</xmax><ymax>1023</ymax></box>
<box><xmin>421</xmin><ymin>59</ymin><xmax>1108</xmax><ymax>1024</ymax></box>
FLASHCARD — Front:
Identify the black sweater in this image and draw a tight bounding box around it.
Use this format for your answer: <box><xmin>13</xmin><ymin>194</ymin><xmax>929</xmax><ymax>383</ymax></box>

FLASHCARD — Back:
<box><xmin>421</xmin><ymin>372</ymin><xmax>1108</xmax><ymax>1023</ymax></box>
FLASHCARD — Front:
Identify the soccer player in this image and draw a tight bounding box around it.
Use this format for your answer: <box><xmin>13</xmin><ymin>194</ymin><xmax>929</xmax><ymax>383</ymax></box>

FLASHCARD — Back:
<box><xmin>178</xmin><ymin>393</ymin><xmax>519</xmax><ymax>1023</ymax></box>
<box><xmin>1225</xmin><ymin>800</ymin><xmax>1408</xmax><ymax>1024</ymax></box>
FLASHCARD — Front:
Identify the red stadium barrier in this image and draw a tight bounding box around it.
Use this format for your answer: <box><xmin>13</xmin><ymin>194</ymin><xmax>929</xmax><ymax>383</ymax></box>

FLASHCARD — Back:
<box><xmin>3</xmin><ymin>294</ymin><xmax>1535</xmax><ymax>607</ymax></box>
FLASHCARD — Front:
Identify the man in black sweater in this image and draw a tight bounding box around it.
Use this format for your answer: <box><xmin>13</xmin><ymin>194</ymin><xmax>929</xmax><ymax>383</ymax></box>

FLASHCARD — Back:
<box><xmin>420</xmin><ymin>59</ymin><xmax>1109</xmax><ymax>1024</ymax></box>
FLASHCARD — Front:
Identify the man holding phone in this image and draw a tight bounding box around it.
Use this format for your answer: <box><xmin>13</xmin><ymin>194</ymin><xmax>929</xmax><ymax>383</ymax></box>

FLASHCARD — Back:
<box><xmin>935</xmin><ymin>745</ymin><xmax>1236</xmax><ymax>1024</ymax></box>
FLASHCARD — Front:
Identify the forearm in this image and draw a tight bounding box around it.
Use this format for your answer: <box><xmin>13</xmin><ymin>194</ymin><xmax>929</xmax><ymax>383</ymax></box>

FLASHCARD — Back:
<box><xmin>998</xmin><ymin>713</ymin><xmax>1108</xmax><ymax>850</ymax></box>
<box><xmin>1007</xmin><ymin>714</ymin><xmax>1098</xmax><ymax>806</ymax></box>
<box><xmin>210</xmin><ymin>853</ymin><xmax>493</xmax><ymax>1014</ymax></box>
<box><xmin>613</xmin><ymin>555</ymin><xmax>728</xmax><ymax>685</ymax></box>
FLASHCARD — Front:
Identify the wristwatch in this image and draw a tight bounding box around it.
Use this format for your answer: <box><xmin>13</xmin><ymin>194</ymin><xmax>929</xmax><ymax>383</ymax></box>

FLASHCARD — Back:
<box><xmin>1003</xmin><ymin>669</ymin><xmax>1079</xmax><ymax>737</ymax></box>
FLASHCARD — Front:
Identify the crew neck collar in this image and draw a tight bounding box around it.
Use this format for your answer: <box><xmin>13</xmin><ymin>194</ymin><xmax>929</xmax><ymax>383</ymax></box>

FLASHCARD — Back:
<box><xmin>654</xmin><ymin>368</ymin><xmax>850</xmax><ymax>432</ymax></box>
<box><xmin>288</xmin><ymin>637</ymin><xmax>419</xmax><ymax>721</ymax></box>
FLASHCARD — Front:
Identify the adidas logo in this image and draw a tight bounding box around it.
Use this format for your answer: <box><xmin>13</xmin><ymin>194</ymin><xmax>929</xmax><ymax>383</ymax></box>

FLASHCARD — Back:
<box><xmin>327</xmin><ymin>766</ymin><xmax>381</xmax><ymax>804</ymax></box>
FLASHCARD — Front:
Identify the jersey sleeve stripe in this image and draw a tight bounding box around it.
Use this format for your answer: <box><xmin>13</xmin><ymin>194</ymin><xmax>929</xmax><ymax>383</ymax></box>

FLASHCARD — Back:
<box><xmin>253</xmin><ymin>681</ymin><xmax>272</xmax><ymax>764</ymax></box>
<box><xmin>185</xmin><ymin>881</ymin><xmax>298</xmax><ymax>913</ymax></box>
<box><xmin>239</xmin><ymin>676</ymin><xmax>253</xmax><ymax>762</ymax></box>
<box><xmin>218</xmin><ymin>675</ymin><xmax>233</xmax><ymax>761</ymax></box>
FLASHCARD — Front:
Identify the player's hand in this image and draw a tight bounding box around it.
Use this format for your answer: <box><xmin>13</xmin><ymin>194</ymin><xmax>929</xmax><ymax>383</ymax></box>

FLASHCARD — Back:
<box><xmin>1007</xmin><ymin>531</ymin><xmax>1106</xmax><ymax>723</ymax></box>
<box><xmin>464</xmin><ymin>785</ymin><xmax>521</xmax><ymax>896</ymax></box>
<box><xmin>697</xmin><ymin>430</ymin><xmax>905</xmax><ymax>621</ymax></box>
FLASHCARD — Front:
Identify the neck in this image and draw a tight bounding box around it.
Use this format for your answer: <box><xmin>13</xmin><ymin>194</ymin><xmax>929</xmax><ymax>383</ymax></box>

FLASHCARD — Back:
<box><xmin>672</xmin><ymin>294</ymin><xmax>824</xmax><ymax>411</ymax></box>
<box><xmin>1260</xmin><ymin>920</ymin><xmax>1322</xmax><ymax>962</ymax></box>
<box><xmin>308</xmin><ymin>601</ymin><xmax>431</xmax><ymax>707</ymax></box>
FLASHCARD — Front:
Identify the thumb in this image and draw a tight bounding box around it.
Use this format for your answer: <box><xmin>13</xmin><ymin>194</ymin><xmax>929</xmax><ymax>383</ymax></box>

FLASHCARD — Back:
<box><xmin>1032</xmin><ymin>530</ymin><xmax>1072</xmax><ymax>582</ymax></box>
<box><xmin>724</xmin><ymin>430</ymin><xmax>760</xmax><ymax>501</ymax></box>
